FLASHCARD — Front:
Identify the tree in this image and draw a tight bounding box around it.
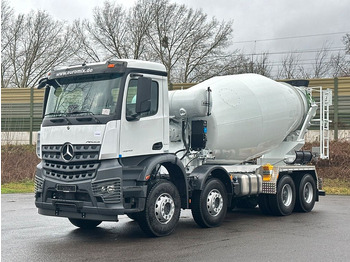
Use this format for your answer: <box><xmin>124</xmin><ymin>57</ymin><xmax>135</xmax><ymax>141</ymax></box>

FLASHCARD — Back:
<box><xmin>148</xmin><ymin>0</ymin><xmax>234</xmax><ymax>84</ymax></box>
<box><xmin>311</xmin><ymin>44</ymin><xmax>331</xmax><ymax>78</ymax></box>
<box><xmin>76</xmin><ymin>0</ymin><xmax>156</xmax><ymax>62</ymax></box>
<box><xmin>1</xmin><ymin>4</ymin><xmax>78</xmax><ymax>88</ymax></box>
<box><xmin>77</xmin><ymin>0</ymin><xmax>235</xmax><ymax>84</ymax></box>
<box><xmin>71</xmin><ymin>19</ymin><xmax>103</xmax><ymax>63</ymax></box>
<box><xmin>85</xmin><ymin>1</ymin><xmax>129</xmax><ymax>60</ymax></box>
<box><xmin>128</xmin><ymin>0</ymin><xmax>156</xmax><ymax>60</ymax></box>
<box><xmin>1</xmin><ymin>0</ymin><xmax>15</xmax><ymax>88</ymax></box>
<box><xmin>240</xmin><ymin>53</ymin><xmax>272</xmax><ymax>77</ymax></box>
<box><xmin>277</xmin><ymin>52</ymin><xmax>302</xmax><ymax>79</ymax></box>
<box><xmin>331</xmin><ymin>52</ymin><xmax>350</xmax><ymax>77</ymax></box>
<box><xmin>344</xmin><ymin>33</ymin><xmax>350</xmax><ymax>54</ymax></box>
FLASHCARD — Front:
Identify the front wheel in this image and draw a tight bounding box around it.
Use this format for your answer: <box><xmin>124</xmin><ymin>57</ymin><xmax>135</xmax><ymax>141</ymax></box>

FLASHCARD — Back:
<box><xmin>269</xmin><ymin>175</ymin><xmax>296</xmax><ymax>216</ymax></box>
<box><xmin>191</xmin><ymin>178</ymin><xmax>227</xmax><ymax>228</ymax></box>
<box><xmin>137</xmin><ymin>180</ymin><xmax>181</xmax><ymax>237</ymax></box>
<box><xmin>68</xmin><ymin>218</ymin><xmax>102</xmax><ymax>229</ymax></box>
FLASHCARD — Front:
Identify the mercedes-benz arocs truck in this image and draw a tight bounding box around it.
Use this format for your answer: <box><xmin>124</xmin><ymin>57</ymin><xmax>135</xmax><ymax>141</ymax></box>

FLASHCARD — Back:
<box><xmin>35</xmin><ymin>59</ymin><xmax>329</xmax><ymax>237</ymax></box>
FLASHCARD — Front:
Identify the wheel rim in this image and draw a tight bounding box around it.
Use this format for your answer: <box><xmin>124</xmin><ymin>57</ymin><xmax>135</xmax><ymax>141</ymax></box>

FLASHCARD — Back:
<box><xmin>154</xmin><ymin>193</ymin><xmax>175</xmax><ymax>224</ymax></box>
<box><xmin>281</xmin><ymin>184</ymin><xmax>293</xmax><ymax>207</ymax></box>
<box><xmin>303</xmin><ymin>182</ymin><xmax>314</xmax><ymax>204</ymax></box>
<box><xmin>206</xmin><ymin>189</ymin><xmax>223</xmax><ymax>216</ymax></box>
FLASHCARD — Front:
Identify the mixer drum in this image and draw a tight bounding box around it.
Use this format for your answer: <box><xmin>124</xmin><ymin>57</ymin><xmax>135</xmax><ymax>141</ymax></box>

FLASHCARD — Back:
<box><xmin>170</xmin><ymin>74</ymin><xmax>309</xmax><ymax>162</ymax></box>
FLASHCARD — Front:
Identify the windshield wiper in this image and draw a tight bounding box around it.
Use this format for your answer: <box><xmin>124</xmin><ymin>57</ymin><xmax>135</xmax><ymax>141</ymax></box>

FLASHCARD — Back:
<box><xmin>44</xmin><ymin>112</ymin><xmax>72</xmax><ymax>124</ymax></box>
<box><xmin>68</xmin><ymin>111</ymin><xmax>101</xmax><ymax>123</ymax></box>
<box><xmin>66</xmin><ymin>111</ymin><xmax>94</xmax><ymax>116</ymax></box>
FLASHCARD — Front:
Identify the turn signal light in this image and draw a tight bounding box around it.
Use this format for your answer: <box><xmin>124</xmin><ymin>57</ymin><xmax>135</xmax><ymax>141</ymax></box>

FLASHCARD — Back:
<box><xmin>262</xmin><ymin>164</ymin><xmax>273</xmax><ymax>181</ymax></box>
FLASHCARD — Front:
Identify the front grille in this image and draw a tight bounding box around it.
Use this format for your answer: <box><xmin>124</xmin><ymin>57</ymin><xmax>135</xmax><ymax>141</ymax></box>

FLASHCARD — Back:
<box><xmin>42</xmin><ymin>144</ymin><xmax>101</xmax><ymax>182</ymax></box>
<box><xmin>92</xmin><ymin>179</ymin><xmax>122</xmax><ymax>203</ymax></box>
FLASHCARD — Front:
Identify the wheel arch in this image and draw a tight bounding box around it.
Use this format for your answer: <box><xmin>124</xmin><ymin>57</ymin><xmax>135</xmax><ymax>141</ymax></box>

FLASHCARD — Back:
<box><xmin>189</xmin><ymin>165</ymin><xmax>233</xmax><ymax>206</ymax></box>
<box><xmin>138</xmin><ymin>154</ymin><xmax>189</xmax><ymax>209</ymax></box>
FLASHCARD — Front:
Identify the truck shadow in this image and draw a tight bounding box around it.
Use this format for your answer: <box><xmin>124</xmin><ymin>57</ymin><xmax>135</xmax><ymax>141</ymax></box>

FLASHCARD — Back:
<box><xmin>67</xmin><ymin>207</ymin><xmax>266</xmax><ymax>241</ymax></box>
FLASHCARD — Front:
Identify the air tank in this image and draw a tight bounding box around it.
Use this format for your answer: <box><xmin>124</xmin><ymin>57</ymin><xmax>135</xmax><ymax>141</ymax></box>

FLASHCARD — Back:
<box><xmin>169</xmin><ymin>74</ymin><xmax>310</xmax><ymax>162</ymax></box>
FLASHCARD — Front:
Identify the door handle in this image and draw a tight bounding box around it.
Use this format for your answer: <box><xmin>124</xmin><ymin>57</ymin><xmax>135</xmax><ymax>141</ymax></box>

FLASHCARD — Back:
<box><xmin>152</xmin><ymin>142</ymin><xmax>163</xmax><ymax>150</ymax></box>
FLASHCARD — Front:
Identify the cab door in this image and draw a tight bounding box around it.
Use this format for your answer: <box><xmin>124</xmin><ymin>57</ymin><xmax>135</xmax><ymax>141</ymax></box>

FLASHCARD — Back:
<box><xmin>119</xmin><ymin>74</ymin><xmax>165</xmax><ymax>158</ymax></box>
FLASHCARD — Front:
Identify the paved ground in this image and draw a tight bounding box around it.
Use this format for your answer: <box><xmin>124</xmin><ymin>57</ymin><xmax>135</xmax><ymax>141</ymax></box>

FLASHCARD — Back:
<box><xmin>2</xmin><ymin>194</ymin><xmax>350</xmax><ymax>262</ymax></box>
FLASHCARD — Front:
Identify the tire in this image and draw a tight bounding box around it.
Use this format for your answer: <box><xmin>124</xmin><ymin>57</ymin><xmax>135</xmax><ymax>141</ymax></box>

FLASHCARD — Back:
<box><xmin>269</xmin><ymin>175</ymin><xmax>296</xmax><ymax>216</ymax></box>
<box><xmin>68</xmin><ymin>218</ymin><xmax>102</xmax><ymax>229</ymax></box>
<box><xmin>137</xmin><ymin>180</ymin><xmax>181</xmax><ymax>237</ymax></box>
<box><xmin>191</xmin><ymin>178</ymin><xmax>227</xmax><ymax>228</ymax></box>
<box><xmin>294</xmin><ymin>174</ymin><xmax>316</xmax><ymax>212</ymax></box>
<box><xmin>258</xmin><ymin>194</ymin><xmax>273</xmax><ymax>215</ymax></box>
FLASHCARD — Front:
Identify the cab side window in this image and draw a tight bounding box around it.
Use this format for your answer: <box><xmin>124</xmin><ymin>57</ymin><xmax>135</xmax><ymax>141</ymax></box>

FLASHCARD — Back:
<box><xmin>126</xmin><ymin>79</ymin><xmax>159</xmax><ymax>119</ymax></box>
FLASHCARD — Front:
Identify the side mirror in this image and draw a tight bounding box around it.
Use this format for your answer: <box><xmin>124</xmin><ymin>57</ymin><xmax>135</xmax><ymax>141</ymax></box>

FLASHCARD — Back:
<box><xmin>37</xmin><ymin>78</ymin><xmax>48</xmax><ymax>89</ymax></box>
<box><xmin>135</xmin><ymin>77</ymin><xmax>152</xmax><ymax>114</ymax></box>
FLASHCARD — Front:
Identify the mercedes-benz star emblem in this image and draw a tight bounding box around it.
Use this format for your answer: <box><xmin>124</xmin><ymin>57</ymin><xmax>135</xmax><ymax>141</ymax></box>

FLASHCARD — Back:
<box><xmin>61</xmin><ymin>143</ymin><xmax>74</xmax><ymax>162</ymax></box>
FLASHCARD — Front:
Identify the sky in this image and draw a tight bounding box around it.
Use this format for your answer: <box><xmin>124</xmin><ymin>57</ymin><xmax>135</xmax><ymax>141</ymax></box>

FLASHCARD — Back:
<box><xmin>5</xmin><ymin>0</ymin><xmax>350</xmax><ymax>76</ymax></box>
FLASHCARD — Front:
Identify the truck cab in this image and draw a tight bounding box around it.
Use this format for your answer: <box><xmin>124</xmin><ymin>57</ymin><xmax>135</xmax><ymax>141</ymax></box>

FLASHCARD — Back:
<box><xmin>35</xmin><ymin>60</ymin><xmax>188</xmax><ymax>236</ymax></box>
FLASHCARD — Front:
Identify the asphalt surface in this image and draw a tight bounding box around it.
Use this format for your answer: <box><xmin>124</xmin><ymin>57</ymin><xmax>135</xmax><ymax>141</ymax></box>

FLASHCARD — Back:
<box><xmin>1</xmin><ymin>194</ymin><xmax>350</xmax><ymax>262</ymax></box>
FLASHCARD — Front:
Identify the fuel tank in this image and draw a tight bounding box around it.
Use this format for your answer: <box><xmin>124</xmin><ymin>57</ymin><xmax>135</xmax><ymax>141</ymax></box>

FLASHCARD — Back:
<box><xmin>169</xmin><ymin>74</ymin><xmax>309</xmax><ymax>162</ymax></box>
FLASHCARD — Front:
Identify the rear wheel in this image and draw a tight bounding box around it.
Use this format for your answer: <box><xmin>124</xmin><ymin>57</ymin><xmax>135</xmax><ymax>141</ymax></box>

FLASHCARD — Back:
<box><xmin>191</xmin><ymin>178</ymin><xmax>227</xmax><ymax>228</ymax></box>
<box><xmin>295</xmin><ymin>174</ymin><xmax>316</xmax><ymax>212</ymax></box>
<box><xmin>137</xmin><ymin>180</ymin><xmax>181</xmax><ymax>237</ymax></box>
<box><xmin>68</xmin><ymin>218</ymin><xmax>102</xmax><ymax>229</ymax></box>
<box><xmin>269</xmin><ymin>175</ymin><xmax>296</xmax><ymax>216</ymax></box>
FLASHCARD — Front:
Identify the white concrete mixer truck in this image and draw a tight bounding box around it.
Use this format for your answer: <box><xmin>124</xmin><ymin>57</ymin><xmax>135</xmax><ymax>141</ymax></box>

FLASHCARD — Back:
<box><xmin>35</xmin><ymin>59</ymin><xmax>330</xmax><ymax>237</ymax></box>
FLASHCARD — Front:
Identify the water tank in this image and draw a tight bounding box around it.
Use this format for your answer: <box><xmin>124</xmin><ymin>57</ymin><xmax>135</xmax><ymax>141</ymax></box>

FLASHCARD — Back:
<box><xmin>169</xmin><ymin>74</ymin><xmax>309</xmax><ymax>162</ymax></box>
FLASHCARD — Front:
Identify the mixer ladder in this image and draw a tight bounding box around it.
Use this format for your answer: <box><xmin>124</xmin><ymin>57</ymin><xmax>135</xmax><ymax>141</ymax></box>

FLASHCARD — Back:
<box><xmin>311</xmin><ymin>87</ymin><xmax>332</xmax><ymax>159</ymax></box>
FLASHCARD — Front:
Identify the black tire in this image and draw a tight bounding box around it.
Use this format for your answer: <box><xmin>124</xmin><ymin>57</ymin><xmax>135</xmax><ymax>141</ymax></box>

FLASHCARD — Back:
<box><xmin>269</xmin><ymin>175</ymin><xmax>296</xmax><ymax>216</ymax></box>
<box><xmin>258</xmin><ymin>194</ymin><xmax>273</xmax><ymax>215</ymax></box>
<box><xmin>236</xmin><ymin>196</ymin><xmax>258</xmax><ymax>209</ymax></box>
<box><xmin>137</xmin><ymin>180</ymin><xmax>181</xmax><ymax>237</ymax></box>
<box><xmin>68</xmin><ymin>218</ymin><xmax>102</xmax><ymax>229</ymax></box>
<box><xmin>294</xmin><ymin>174</ymin><xmax>316</xmax><ymax>212</ymax></box>
<box><xmin>191</xmin><ymin>178</ymin><xmax>227</xmax><ymax>228</ymax></box>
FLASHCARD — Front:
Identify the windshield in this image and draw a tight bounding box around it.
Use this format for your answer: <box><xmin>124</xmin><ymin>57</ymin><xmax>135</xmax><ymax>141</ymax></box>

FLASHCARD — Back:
<box><xmin>45</xmin><ymin>74</ymin><xmax>122</xmax><ymax>117</ymax></box>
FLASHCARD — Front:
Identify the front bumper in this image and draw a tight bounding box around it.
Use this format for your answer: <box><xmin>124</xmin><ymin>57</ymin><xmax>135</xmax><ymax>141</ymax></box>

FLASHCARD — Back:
<box><xmin>35</xmin><ymin>159</ymin><xmax>147</xmax><ymax>221</ymax></box>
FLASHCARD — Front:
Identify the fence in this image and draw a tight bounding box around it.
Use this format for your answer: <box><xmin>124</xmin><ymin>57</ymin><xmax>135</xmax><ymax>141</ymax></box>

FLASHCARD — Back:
<box><xmin>1</xmin><ymin>77</ymin><xmax>350</xmax><ymax>144</ymax></box>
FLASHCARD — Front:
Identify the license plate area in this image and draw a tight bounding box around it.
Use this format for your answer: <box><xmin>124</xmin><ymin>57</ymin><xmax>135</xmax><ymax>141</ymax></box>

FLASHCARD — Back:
<box><xmin>56</xmin><ymin>184</ymin><xmax>77</xmax><ymax>193</ymax></box>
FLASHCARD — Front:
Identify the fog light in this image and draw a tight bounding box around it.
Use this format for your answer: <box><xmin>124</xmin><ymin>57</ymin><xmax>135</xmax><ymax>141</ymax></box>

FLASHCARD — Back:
<box><xmin>106</xmin><ymin>185</ymin><xmax>115</xmax><ymax>193</ymax></box>
<box><xmin>101</xmin><ymin>185</ymin><xmax>116</xmax><ymax>194</ymax></box>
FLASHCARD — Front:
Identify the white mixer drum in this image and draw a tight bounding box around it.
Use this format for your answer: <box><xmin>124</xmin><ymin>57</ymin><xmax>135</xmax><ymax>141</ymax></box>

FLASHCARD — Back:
<box><xmin>190</xmin><ymin>74</ymin><xmax>309</xmax><ymax>162</ymax></box>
